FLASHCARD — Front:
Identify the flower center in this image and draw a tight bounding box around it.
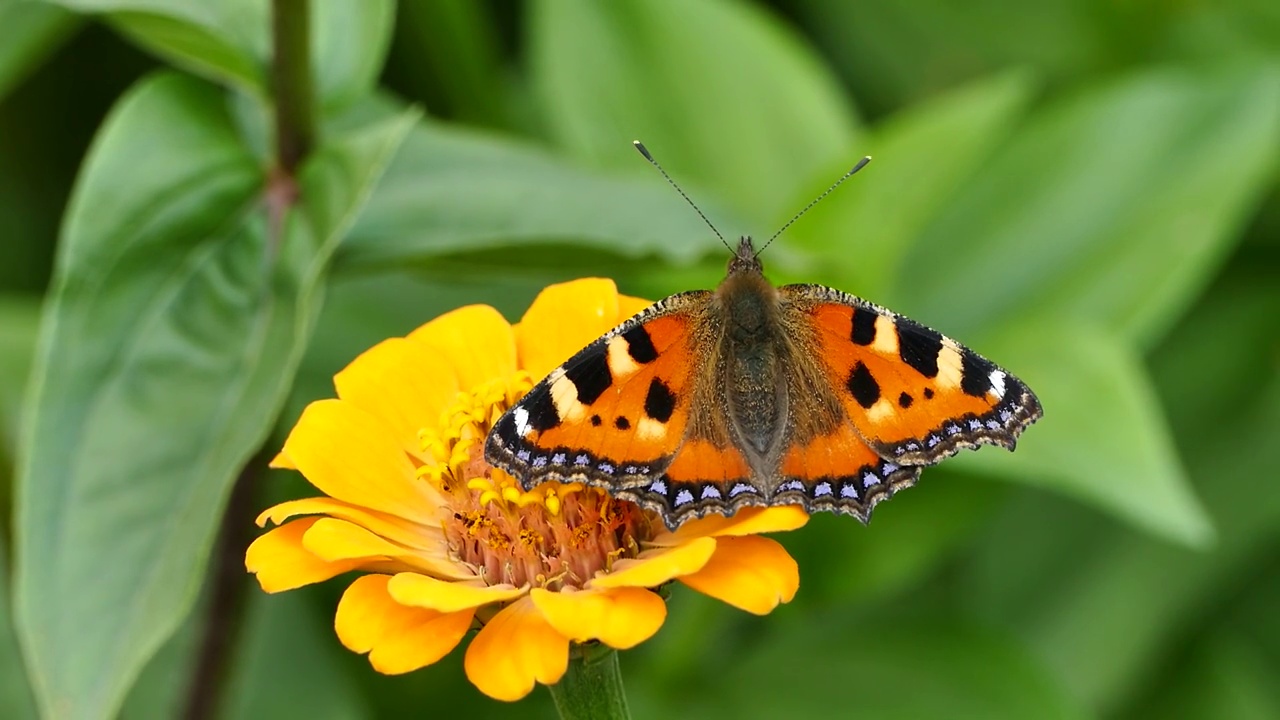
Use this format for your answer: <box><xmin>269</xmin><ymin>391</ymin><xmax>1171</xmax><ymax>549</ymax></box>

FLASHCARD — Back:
<box><xmin>418</xmin><ymin>373</ymin><xmax>653</xmax><ymax>590</ymax></box>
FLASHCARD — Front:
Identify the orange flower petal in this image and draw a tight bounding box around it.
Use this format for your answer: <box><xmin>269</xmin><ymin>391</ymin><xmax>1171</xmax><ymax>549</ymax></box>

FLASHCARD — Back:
<box><xmin>651</xmin><ymin>505</ymin><xmax>809</xmax><ymax>546</ymax></box>
<box><xmin>387</xmin><ymin>571</ymin><xmax>526</xmax><ymax>612</ymax></box>
<box><xmin>678</xmin><ymin>535</ymin><xmax>799</xmax><ymax>615</ymax></box>
<box><xmin>515</xmin><ymin>278</ymin><xmax>621</xmax><ymax>380</ymax></box>
<box><xmin>407</xmin><ymin>305</ymin><xmax>516</xmax><ymax>389</ymax></box>
<box><xmin>301</xmin><ymin>518</ymin><xmax>468</xmax><ymax>579</ymax></box>
<box><xmin>245</xmin><ymin>518</ymin><xmax>364</xmax><ymax>592</ymax></box>
<box><xmin>335</xmin><ymin>575</ymin><xmax>474</xmax><ymax>674</ymax></box>
<box><xmin>282</xmin><ymin>399</ymin><xmax>439</xmax><ymax>524</ymax></box>
<box><xmin>530</xmin><ymin>586</ymin><xmax>665</xmax><ymax>649</ymax></box>
<box><xmin>588</xmin><ymin>536</ymin><xmax>717</xmax><ymax>589</ymax></box>
<box><xmin>465</xmin><ymin>595</ymin><xmax>569</xmax><ymax>702</ymax></box>
<box><xmin>616</xmin><ymin>293</ymin><xmax>653</xmax><ymax>321</ymax></box>
<box><xmin>334</xmin><ymin>337</ymin><xmax>460</xmax><ymax>457</ymax></box>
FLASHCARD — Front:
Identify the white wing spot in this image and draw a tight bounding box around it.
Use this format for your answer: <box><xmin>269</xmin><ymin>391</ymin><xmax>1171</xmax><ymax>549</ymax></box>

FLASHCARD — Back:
<box><xmin>701</xmin><ymin>485</ymin><xmax>722</xmax><ymax>499</ymax></box>
<box><xmin>989</xmin><ymin>370</ymin><xmax>1007</xmax><ymax>399</ymax></box>
<box><xmin>648</xmin><ymin>479</ymin><xmax>667</xmax><ymax>494</ymax></box>
<box><xmin>674</xmin><ymin>489</ymin><xmax>695</xmax><ymax>506</ymax></box>
<box><xmin>814</xmin><ymin>482</ymin><xmax>833</xmax><ymax>497</ymax></box>
<box><xmin>513</xmin><ymin>407</ymin><xmax>532</xmax><ymax>437</ymax></box>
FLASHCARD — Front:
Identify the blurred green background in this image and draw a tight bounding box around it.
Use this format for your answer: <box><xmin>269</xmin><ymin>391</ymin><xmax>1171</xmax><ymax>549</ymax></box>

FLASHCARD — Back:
<box><xmin>0</xmin><ymin>0</ymin><xmax>1278</xmax><ymax>718</ymax></box>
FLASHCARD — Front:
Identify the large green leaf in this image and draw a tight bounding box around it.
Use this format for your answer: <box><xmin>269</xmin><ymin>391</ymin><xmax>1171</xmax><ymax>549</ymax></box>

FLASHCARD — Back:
<box><xmin>335</xmin><ymin>115</ymin><xmax>734</xmax><ymax>272</ymax></box>
<box><xmin>955</xmin><ymin>320</ymin><xmax>1212</xmax><ymax>546</ymax></box>
<box><xmin>529</xmin><ymin>0</ymin><xmax>860</xmax><ymax>225</ymax></box>
<box><xmin>46</xmin><ymin>0</ymin><xmax>394</xmax><ymax>108</ymax></box>
<box><xmin>13</xmin><ymin>72</ymin><xmax>414</xmax><ymax>720</ymax></box>
<box><xmin>0</xmin><ymin>297</ymin><xmax>40</xmax><ymax>454</ymax></box>
<box><xmin>784</xmin><ymin>71</ymin><xmax>1034</xmax><ymax>298</ymax></box>
<box><xmin>0</xmin><ymin>535</ymin><xmax>36</xmax><ymax>719</ymax></box>
<box><xmin>960</xmin><ymin>333</ymin><xmax>1280</xmax><ymax>712</ymax></box>
<box><xmin>901</xmin><ymin>67</ymin><xmax>1280</xmax><ymax>347</ymax></box>
<box><xmin>0</xmin><ymin>0</ymin><xmax>78</xmax><ymax>101</ymax></box>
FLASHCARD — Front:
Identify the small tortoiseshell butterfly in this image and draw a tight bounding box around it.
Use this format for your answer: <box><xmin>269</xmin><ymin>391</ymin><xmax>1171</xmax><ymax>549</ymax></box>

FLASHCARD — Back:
<box><xmin>485</xmin><ymin>143</ymin><xmax>1042</xmax><ymax>529</ymax></box>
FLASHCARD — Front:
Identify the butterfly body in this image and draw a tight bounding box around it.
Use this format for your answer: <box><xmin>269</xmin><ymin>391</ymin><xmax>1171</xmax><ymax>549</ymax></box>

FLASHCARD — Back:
<box><xmin>486</xmin><ymin>238</ymin><xmax>1042</xmax><ymax>530</ymax></box>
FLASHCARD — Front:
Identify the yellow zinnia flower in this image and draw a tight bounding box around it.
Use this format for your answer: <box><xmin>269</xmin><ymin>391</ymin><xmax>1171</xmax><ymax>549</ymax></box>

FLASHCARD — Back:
<box><xmin>246</xmin><ymin>278</ymin><xmax>808</xmax><ymax>702</ymax></box>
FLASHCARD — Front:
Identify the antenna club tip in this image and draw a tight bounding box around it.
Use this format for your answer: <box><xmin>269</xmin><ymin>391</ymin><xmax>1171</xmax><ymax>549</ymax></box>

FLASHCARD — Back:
<box><xmin>633</xmin><ymin>141</ymin><xmax>653</xmax><ymax>160</ymax></box>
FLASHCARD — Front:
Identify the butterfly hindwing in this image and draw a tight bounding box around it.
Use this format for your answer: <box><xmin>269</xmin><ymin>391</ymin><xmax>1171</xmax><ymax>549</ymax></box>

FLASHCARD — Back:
<box><xmin>485</xmin><ymin>292</ymin><xmax>708</xmax><ymax>491</ymax></box>
<box><xmin>778</xmin><ymin>422</ymin><xmax>922</xmax><ymax>521</ymax></box>
<box><xmin>782</xmin><ymin>284</ymin><xmax>1042</xmax><ymax>466</ymax></box>
<box><xmin>613</xmin><ymin>439</ymin><xmax>760</xmax><ymax>527</ymax></box>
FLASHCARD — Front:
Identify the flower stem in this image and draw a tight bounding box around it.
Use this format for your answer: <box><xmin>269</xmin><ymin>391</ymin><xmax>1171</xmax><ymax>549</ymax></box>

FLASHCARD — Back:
<box><xmin>271</xmin><ymin>0</ymin><xmax>315</xmax><ymax>174</ymax></box>
<box><xmin>547</xmin><ymin>644</ymin><xmax>631</xmax><ymax>720</ymax></box>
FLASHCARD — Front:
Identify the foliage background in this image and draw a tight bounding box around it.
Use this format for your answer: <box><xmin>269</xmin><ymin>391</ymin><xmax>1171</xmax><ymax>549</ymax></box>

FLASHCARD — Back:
<box><xmin>0</xmin><ymin>0</ymin><xmax>1278</xmax><ymax>718</ymax></box>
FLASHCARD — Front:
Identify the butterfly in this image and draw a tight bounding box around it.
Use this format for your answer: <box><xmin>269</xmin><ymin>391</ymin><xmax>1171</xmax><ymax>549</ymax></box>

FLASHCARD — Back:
<box><xmin>484</xmin><ymin>144</ymin><xmax>1042</xmax><ymax>530</ymax></box>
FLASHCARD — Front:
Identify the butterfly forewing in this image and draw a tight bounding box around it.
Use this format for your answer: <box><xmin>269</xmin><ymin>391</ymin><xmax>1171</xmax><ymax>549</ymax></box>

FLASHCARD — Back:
<box><xmin>485</xmin><ymin>294</ymin><xmax>707</xmax><ymax>492</ymax></box>
<box><xmin>782</xmin><ymin>284</ymin><xmax>1042</xmax><ymax>466</ymax></box>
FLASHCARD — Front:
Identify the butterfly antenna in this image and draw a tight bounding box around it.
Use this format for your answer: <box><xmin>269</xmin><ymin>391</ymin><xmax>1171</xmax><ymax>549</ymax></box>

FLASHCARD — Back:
<box><xmin>755</xmin><ymin>155</ymin><xmax>872</xmax><ymax>257</ymax></box>
<box><xmin>633</xmin><ymin>141</ymin><xmax>733</xmax><ymax>254</ymax></box>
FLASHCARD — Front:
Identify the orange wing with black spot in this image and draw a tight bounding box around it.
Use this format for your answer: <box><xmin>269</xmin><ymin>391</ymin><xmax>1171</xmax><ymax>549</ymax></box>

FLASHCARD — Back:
<box><xmin>485</xmin><ymin>292</ymin><xmax>708</xmax><ymax>496</ymax></box>
<box><xmin>782</xmin><ymin>284</ymin><xmax>1042</xmax><ymax>466</ymax></box>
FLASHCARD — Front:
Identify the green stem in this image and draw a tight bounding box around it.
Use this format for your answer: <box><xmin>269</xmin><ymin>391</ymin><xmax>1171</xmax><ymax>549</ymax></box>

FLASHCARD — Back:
<box><xmin>271</xmin><ymin>0</ymin><xmax>315</xmax><ymax>173</ymax></box>
<box><xmin>547</xmin><ymin>644</ymin><xmax>631</xmax><ymax>720</ymax></box>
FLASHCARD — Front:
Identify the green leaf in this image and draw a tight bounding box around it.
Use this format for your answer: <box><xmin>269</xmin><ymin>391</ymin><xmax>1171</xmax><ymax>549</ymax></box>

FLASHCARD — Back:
<box><xmin>956</xmin><ymin>320</ymin><xmax>1212</xmax><ymax>546</ymax></box>
<box><xmin>335</xmin><ymin>113</ymin><xmax>734</xmax><ymax>272</ymax></box>
<box><xmin>529</xmin><ymin>0</ymin><xmax>860</xmax><ymax>224</ymax></box>
<box><xmin>0</xmin><ymin>296</ymin><xmax>40</xmax><ymax>454</ymax></box>
<box><xmin>13</xmin><ymin>72</ymin><xmax>414</xmax><ymax>720</ymax></box>
<box><xmin>902</xmin><ymin>67</ymin><xmax>1280</xmax><ymax>347</ymax></box>
<box><xmin>0</xmin><ymin>535</ymin><xmax>37</xmax><ymax>719</ymax></box>
<box><xmin>48</xmin><ymin>0</ymin><xmax>395</xmax><ymax>108</ymax></box>
<box><xmin>960</xmin><ymin>376</ymin><xmax>1280</xmax><ymax>711</ymax></box>
<box><xmin>785</xmin><ymin>71</ymin><xmax>1034</xmax><ymax>297</ymax></box>
<box><xmin>662</xmin><ymin>617</ymin><xmax>1088</xmax><ymax>720</ymax></box>
<box><xmin>0</xmin><ymin>0</ymin><xmax>79</xmax><ymax>101</ymax></box>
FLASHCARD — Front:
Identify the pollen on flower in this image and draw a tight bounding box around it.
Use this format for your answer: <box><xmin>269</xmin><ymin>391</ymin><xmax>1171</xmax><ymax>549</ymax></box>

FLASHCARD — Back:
<box><xmin>419</xmin><ymin>371</ymin><xmax>653</xmax><ymax>590</ymax></box>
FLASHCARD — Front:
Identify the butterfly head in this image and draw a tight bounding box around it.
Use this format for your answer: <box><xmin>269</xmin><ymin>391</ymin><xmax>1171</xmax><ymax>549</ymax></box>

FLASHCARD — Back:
<box><xmin>728</xmin><ymin>236</ymin><xmax>764</xmax><ymax>275</ymax></box>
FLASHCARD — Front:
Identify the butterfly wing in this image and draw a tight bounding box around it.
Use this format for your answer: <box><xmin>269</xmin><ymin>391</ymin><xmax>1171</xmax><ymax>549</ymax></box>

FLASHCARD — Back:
<box><xmin>782</xmin><ymin>284</ymin><xmax>1042</xmax><ymax>465</ymax></box>
<box><xmin>485</xmin><ymin>292</ymin><xmax>709</xmax><ymax>493</ymax></box>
